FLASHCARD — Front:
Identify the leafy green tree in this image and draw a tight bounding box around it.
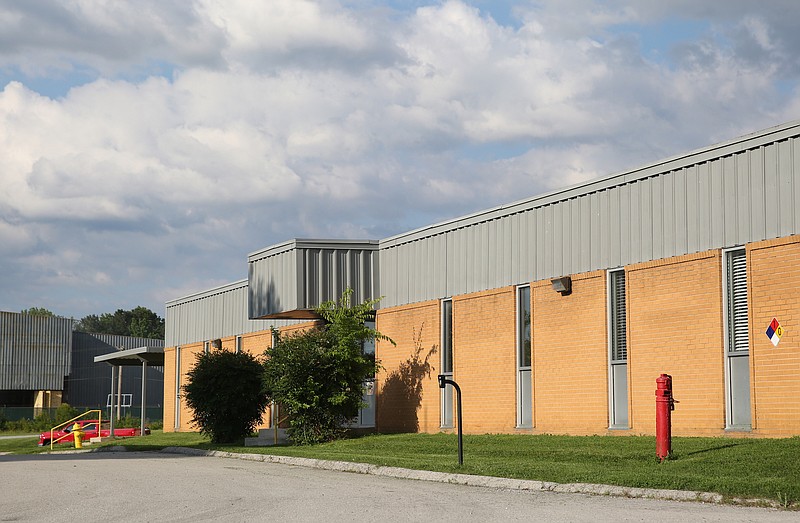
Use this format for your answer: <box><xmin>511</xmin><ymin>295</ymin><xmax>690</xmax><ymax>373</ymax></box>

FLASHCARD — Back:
<box><xmin>183</xmin><ymin>349</ymin><xmax>269</xmax><ymax>443</ymax></box>
<box><xmin>129</xmin><ymin>306</ymin><xmax>165</xmax><ymax>338</ymax></box>
<box><xmin>20</xmin><ymin>307</ymin><xmax>56</xmax><ymax>317</ymax></box>
<box><xmin>263</xmin><ymin>289</ymin><xmax>392</xmax><ymax>445</ymax></box>
<box><xmin>75</xmin><ymin>306</ymin><xmax>164</xmax><ymax>339</ymax></box>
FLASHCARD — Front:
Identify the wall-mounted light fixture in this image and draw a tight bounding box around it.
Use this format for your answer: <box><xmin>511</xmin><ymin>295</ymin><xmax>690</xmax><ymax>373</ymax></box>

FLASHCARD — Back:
<box><xmin>551</xmin><ymin>276</ymin><xmax>572</xmax><ymax>296</ymax></box>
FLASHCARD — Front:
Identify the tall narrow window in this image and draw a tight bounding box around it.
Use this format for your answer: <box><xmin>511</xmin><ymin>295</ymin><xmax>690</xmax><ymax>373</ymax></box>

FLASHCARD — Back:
<box><xmin>441</xmin><ymin>299</ymin><xmax>454</xmax><ymax>428</ymax></box>
<box><xmin>725</xmin><ymin>248</ymin><xmax>751</xmax><ymax>430</ymax></box>
<box><xmin>235</xmin><ymin>336</ymin><xmax>243</xmax><ymax>354</ymax></box>
<box><xmin>608</xmin><ymin>269</ymin><xmax>629</xmax><ymax>429</ymax></box>
<box><xmin>203</xmin><ymin>341</ymin><xmax>210</xmax><ymax>354</ymax></box>
<box><xmin>174</xmin><ymin>347</ymin><xmax>181</xmax><ymax>430</ymax></box>
<box><xmin>356</xmin><ymin>320</ymin><xmax>376</xmax><ymax>428</ymax></box>
<box><xmin>516</xmin><ymin>286</ymin><xmax>532</xmax><ymax>428</ymax></box>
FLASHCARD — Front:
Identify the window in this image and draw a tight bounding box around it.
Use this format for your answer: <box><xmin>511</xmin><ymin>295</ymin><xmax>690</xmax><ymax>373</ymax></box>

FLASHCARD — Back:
<box><xmin>608</xmin><ymin>269</ymin><xmax>629</xmax><ymax>429</ymax></box>
<box><xmin>609</xmin><ymin>271</ymin><xmax>627</xmax><ymax>363</ymax></box>
<box><xmin>235</xmin><ymin>336</ymin><xmax>243</xmax><ymax>354</ymax></box>
<box><xmin>441</xmin><ymin>299</ymin><xmax>453</xmax><ymax>428</ymax></box>
<box><xmin>174</xmin><ymin>346</ymin><xmax>181</xmax><ymax>430</ymax></box>
<box><xmin>724</xmin><ymin>248</ymin><xmax>751</xmax><ymax>430</ymax></box>
<box><xmin>516</xmin><ymin>286</ymin><xmax>532</xmax><ymax>428</ymax></box>
<box><xmin>203</xmin><ymin>341</ymin><xmax>210</xmax><ymax>354</ymax></box>
<box><xmin>726</xmin><ymin>249</ymin><xmax>749</xmax><ymax>353</ymax></box>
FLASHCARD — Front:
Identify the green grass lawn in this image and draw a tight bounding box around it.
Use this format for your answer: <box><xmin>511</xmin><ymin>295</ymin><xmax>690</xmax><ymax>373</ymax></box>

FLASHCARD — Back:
<box><xmin>3</xmin><ymin>430</ymin><xmax>798</xmax><ymax>505</ymax></box>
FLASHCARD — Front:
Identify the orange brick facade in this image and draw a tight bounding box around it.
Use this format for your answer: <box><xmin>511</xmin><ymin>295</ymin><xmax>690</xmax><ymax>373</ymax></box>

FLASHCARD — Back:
<box><xmin>532</xmin><ymin>271</ymin><xmax>608</xmax><ymax>434</ymax></box>
<box><xmin>452</xmin><ymin>288</ymin><xmax>517</xmax><ymax>433</ymax></box>
<box><xmin>164</xmin><ymin>237</ymin><xmax>800</xmax><ymax>438</ymax></box>
<box><xmin>749</xmin><ymin>236</ymin><xmax>800</xmax><ymax>436</ymax></box>
<box><xmin>163</xmin><ymin>322</ymin><xmax>320</xmax><ymax>433</ymax></box>
<box><xmin>375</xmin><ymin>300</ymin><xmax>442</xmax><ymax>433</ymax></box>
<box><xmin>626</xmin><ymin>251</ymin><xmax>725</xmax><ymax>435</ymax></box>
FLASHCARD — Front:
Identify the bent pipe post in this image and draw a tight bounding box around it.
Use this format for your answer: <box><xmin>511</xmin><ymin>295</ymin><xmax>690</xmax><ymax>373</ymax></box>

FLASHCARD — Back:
<box><xmin>438</xmin><ymin>374</ymin><xmax>463</xmax><ymax>466</ymax></box>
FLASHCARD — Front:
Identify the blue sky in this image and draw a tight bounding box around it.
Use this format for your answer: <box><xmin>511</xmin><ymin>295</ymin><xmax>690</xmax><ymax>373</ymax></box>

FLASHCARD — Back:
<box><xmin>1</xmin><ymin>0</ymin><xmax>799</xmax><ymax>320</ymax></box>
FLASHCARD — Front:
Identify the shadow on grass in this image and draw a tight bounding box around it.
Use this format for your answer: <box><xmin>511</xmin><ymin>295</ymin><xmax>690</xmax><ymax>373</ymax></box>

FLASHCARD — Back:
<box><xmin>683</xmin><ymin>442</ymin><xmax>743</xmax><ymax>457</ymax></box>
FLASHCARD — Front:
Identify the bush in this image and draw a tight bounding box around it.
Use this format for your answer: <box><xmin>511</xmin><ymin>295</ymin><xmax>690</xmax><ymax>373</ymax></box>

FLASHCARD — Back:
<box><xmin>263</xmin><ymin>289</ymin><xmax>391</xmax><ymax>445</ymax></box>
<box><xmin>183</xmin><ymin>349</ymin><xmax>269</xmax><ymax>443</ymax></box>
<box><xmin>54</xmin><ymin>403</ymin><xmax>80</xmax><ymax>424</ymax></box>
<box><xmin>115</xmin><ymin>414</ymin><xmax>141</xmax><ymax>428</ymax></box>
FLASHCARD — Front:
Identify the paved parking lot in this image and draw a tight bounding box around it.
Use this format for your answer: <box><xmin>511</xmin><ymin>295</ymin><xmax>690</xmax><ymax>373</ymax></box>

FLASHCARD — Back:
<box><xmin>1</xmin><ymin>451</ymin><xmax>795</xmax><ymax>522</ymax></box>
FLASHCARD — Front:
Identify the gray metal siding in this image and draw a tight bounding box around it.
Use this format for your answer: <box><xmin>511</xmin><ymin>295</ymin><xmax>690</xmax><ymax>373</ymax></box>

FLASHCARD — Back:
<box><xmin>0</xmin><ymin>312</ymin><xmax>73</xmax><ymax>390</ymax></box>
<box><xmin>380</xmin><ymin>130</ymin><xmax>800</xmax><ymax>308</ymax></box>
<box><xmin>298</xmin><ymin>246</ymin><xmax>379</xmax><ymax>309</ymax></box>
<box><xmin>65</xmin><ymin>332</ymin><xmax>164</xmax><ymax>408</ymax></box>
<box><xmin>166</xmin><ymin>280</ymin><xmax>298</xmax><ymax>347</ymax></box>
<box><xmin>248</xmin><ymin>244</ymin><xmax>299</xmax><ymax>318</ymax></box>
<box><xmin>247</xmin><ymin>240</ymin><xmax>379</xmax><ymax>318</ymax></box>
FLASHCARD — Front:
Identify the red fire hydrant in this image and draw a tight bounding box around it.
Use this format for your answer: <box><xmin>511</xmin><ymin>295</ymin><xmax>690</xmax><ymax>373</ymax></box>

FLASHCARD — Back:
<box><xmin>655</xmin><ymin>374</ymin><xmax>676</xmax><ymax>462</ymax></box>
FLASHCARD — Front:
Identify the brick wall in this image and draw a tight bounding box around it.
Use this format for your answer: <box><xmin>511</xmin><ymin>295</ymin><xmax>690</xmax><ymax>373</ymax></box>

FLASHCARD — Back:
<box><xmin>162</xmin><ymin>321</ymin><xmax>320</xmax><ymax>433</ymax></box>
<box><xmin>376</xmin><ymin>300</ymin><xmax>441</xmax><ymax>433</ymax></box>
<box><xmin>749</xmin><ymin>235</ymin><xmax>800</xmax><ymax>436</ymax></box>
<box><xmin>177</xmin><ymin>342</ymin><xmax>204</xmax><ymax>432</ymax></box>
<box><xmin>452</xmin><ymin>287</ymin><xmax>517</xmax><ymax>433</ymax></box>
<box><xmin>162</xmin><ymin>347</ymin><xmax>175</xmax><ymax>432</ymax></box>
<box><xmin>376</xmin><ymin>289</ymin><xmax>518</xmax><ymax>435</ymax></box>
<box><xmin>532</xmin><ymin>271</ymin><xmax>609</xmax><ymax>434</ymax></box>
<box><xmin>627</xmin><ymin>251</ymin><xmax>725</xmax><ymax>435</ymax></box>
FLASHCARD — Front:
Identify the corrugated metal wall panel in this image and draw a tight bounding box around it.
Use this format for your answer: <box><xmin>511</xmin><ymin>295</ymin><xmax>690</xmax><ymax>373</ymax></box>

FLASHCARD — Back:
<box><xmin>795</xmin><ymin>138</ymin><xmax>800</xmax><ymax>232</ymax></box>
<box><xmin>764</xmin><ymin>142</ymin><xmax>780</xmax><ymax>239</ymax></box>
<box><xmin>247</xmin><ymin>246</ymin><xmax>300</xmax><ymax>319</ymax></box>
<box><xmin>0</xmin><ymin>312</ymin><xmax>73</xmax><ymax>390</ymax></box>
<box><xmin>65</xmin><ymin>332</ymin><xmax>164</xmax><ymax>408</ymax></box>
<box><xmin>779</xmin><ymin>140</ymin><xmax>795</xmax><ymax>236</ymax></box>
<box><xmin>166</xmin><ymin>280</ymin><xmax>301</xmax><ymax>347</ymax></box>
<box><xmin>247</xmin><ymin>241</ymin><xmax>378</xmax><ymax>316</ymax></box>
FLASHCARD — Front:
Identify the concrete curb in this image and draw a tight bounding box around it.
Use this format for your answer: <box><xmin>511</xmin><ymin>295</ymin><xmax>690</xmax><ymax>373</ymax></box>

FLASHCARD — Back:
<box><xmin>158</xmin><ymin>446</ymin><xmax>738</xmax><ymax>506</ymax></box>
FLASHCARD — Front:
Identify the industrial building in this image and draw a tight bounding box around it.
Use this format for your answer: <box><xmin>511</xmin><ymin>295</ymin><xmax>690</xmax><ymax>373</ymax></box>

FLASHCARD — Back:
<box><xmin>0</xmin><ymin>311</ymin><xmax>164</xmax><ymax>420</ymax></box>
<box><xmin>164</xmin><ymin>120</ymin><xmax>800</xmax><ymax>438</ymax></box>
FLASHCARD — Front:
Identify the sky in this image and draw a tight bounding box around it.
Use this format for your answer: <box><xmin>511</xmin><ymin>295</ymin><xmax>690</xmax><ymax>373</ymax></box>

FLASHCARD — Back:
<box><xmin>2</xmin><ymin>0</ymin><xmax>800</xmax><ymax>321</ymax></box>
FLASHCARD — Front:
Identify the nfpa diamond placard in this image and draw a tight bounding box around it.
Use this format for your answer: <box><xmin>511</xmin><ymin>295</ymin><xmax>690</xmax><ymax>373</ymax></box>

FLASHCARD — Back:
<box><xmin>765</xmin><ymin>318</ymin><xmax>783</xmax><ymax>347</ymax></box>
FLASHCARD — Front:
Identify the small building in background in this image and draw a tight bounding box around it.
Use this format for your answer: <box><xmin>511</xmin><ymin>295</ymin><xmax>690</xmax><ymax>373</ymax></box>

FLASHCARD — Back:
<box><xmin>0</xmin><ymin>311</ymin><xmax>164</xmax><ymax>422</ymax></box>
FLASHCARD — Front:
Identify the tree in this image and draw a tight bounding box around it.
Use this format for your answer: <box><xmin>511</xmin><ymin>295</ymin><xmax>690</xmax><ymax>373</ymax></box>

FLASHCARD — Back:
<box><xmin>75</xmin><ymin>306</ymin><xmax>164</xmax><ymax>339</ymax></box>
<box><xmin>182</xmin><ymin>349</ymin><xmax>269</xmax><ymax>443</ymax></box>
<box><xmin>20</xmin><ymin>307</ymin><xmax>56</xmax><ymax>317</ymax></box>
<box><xmin>262</xmin><ymin>289</ymin><xmax>392</xmax><ymax>445</ymax></box>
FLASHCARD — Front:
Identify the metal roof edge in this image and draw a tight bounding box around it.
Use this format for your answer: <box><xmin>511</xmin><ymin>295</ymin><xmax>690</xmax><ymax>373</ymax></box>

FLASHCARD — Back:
<box><xmin>248</xmin><ymin>238</ymin><xmax>380</xmax><ymax>262</ymax></box>
<box><xmin>379</xmin><ymin>119</ymin><xmax>800</xmax><ymax>248</ymax></box>
<box><xmin>166</xmin><ymin>278</ymin><xmax>248</xmax><ymax>307</ymax></box>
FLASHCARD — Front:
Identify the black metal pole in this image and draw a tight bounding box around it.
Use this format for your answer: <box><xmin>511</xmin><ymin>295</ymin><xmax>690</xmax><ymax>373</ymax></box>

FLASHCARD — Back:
<box><xmin>438</xmin><ymin>374</ymin><xmax>463</xmax><ymax>466</ymax></box>
<box><xmin>453</xmin><ymin>380</ymin><xmax>463</xmax><ymax>466</ymax></box>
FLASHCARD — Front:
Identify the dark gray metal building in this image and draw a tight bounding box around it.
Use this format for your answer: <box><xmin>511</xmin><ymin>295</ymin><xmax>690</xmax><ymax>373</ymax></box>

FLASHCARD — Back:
<box><xmin>0</xmin><ymin>311</ymin><xmax>73</xmax><ymax>409</ymax></box>
<box><xmin>65</xmin><ymin>332</ymin><xmax>164</xmax><ymax>415</ymax></box>
<box><xmin>0</xmin><ymin>310</ymin><xmax>164</xmax><ymax>420</ymax></box>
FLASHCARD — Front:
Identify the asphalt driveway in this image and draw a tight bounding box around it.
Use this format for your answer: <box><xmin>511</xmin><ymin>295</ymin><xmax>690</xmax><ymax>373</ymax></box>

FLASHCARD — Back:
<box><xmin>1</xmin><ymin>451</ymin><xmax>795</xmax><ymax>522</ymax></box>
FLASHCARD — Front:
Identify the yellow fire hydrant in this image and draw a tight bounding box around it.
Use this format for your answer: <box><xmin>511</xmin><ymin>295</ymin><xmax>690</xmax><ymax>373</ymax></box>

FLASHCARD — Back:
<box><xmin>72</xmin><ymin>423</ymin><xmax>84</xmax><ymax>449</ymax></box>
